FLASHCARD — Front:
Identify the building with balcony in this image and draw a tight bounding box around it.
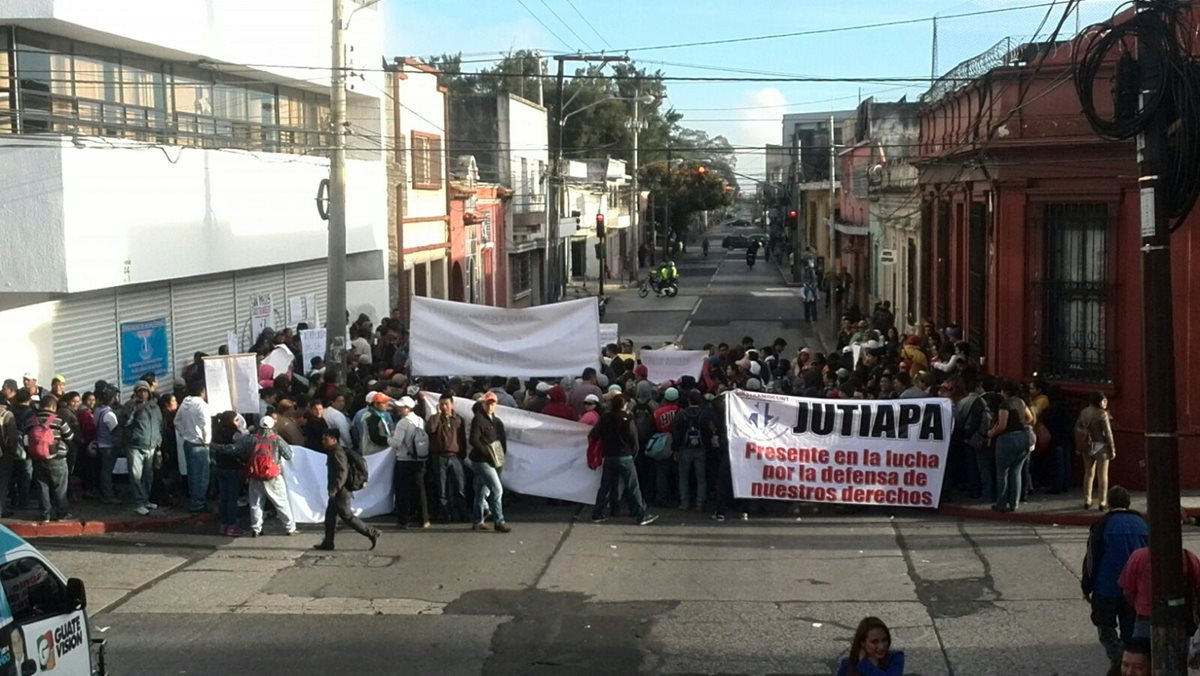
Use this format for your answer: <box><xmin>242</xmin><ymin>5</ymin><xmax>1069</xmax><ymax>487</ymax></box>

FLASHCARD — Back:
<box><xmin>564</xmin><ymin>157</ymin><xmax>633</xmax><ymax>287</ymax></box>
<box><xmin>449</xmin><ymin>93</ymin><xmax>547</xmax><ymax>307</ymax></box>
<box><xmin>385</xmin><ymin>57</ymin><xmax>451</xmax><ymax>321</ymax></box>
<box><xmin>781</xmin><ymin>110</ymin><xmax>855</xmax><ymax>283</ymax></box>
<box><xmin>0</xmin><ymin>0</ymin><xmax>389</xmax><ymax>387</ymax></box>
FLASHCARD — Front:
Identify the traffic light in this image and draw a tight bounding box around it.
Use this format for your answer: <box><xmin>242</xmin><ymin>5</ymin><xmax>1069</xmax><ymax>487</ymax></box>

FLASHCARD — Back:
<box><xmin>787</xmin><ymin>209</ymin><xmax>798</xmax><ymax>227</ymax></box>
<box><xmin>596</xmin><ymin>212</ymin><xmax>606</xmax><ymax>239</ymax></box>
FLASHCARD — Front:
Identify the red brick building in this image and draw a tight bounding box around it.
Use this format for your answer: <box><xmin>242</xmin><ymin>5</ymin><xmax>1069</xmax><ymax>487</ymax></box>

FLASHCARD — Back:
<box><xmin>916</xmin><ymin>33</ymin><xmax>1200</xmax><ymax>487</ymax></box>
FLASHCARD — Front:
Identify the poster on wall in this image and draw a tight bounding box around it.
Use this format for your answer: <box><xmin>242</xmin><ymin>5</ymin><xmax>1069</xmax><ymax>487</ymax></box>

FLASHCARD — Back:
<box><xmin>300</xmin><ymin>329</ymin><xmax>326</xmax><ymax>375</ymax></box>
<box><xmin>120</xmin><ymin>318</ymin><xmax>170</xmax><ymax>386</ymax></box>
<box><xmin>249</xmin><ymin>293</ymin><xmax>274</xmax><ymax>337</ymax></box>
<box><xmin>288</xmin><ymin>293</ymin><xmax>319</xmax><ymax>328</ymax></box>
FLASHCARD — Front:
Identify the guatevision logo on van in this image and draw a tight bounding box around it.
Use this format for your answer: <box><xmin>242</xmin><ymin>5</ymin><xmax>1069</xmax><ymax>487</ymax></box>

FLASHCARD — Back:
<box><xmin>38</xmin><ymin>616</ymin><xmax>84</xmax><ymax>670</ymax></box>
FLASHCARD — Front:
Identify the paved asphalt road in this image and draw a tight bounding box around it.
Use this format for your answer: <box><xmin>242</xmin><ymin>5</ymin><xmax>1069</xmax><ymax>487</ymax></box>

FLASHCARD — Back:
<box><xmin>30</xmin><ymin>226</ymin><xmax>1167</xmax><ymax>675</ymax></box>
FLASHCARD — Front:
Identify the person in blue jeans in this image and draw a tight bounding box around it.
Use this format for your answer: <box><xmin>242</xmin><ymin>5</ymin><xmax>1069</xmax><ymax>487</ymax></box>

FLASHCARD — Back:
<box><xmin>468</xmin><ymin>393</ymin><xmax>510</xmax><ymax>533</ymax></box>
<box><xmin>176</xmin><ymin>382</ymin><xmax>218</xmax><ymax>514</ymax></box>
<box><xmin>590</xmin><ymin>395</ymin><xmax>658</xmax><ymax>526</ymax></box>
<box><xmin>987</xmin><ymin>380</ymin><xmax>1033</xmax><ymax>512</ymax></box>
<box><xmin>208</xmin><ymin>411</ymin><xmax>248</xmax><ymax>537</ymax></box>
<box><xmin>124</xmin><ymin>381</ymin><xmax>162</xmax><ymax>516</ymax></box>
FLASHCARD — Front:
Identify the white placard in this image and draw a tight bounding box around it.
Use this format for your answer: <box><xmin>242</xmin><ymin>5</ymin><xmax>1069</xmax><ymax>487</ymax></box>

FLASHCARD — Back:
<box><xmin>226</xmin><ymin>331</ymin><xmax>239</xmax><ymax>354</ymax></box>
<box><xmin>410</xmin><ymin>296</ymin><xmax>601</xmax><ymax>377</ymax></box>
<box><xmin>202</xmin><ymin>354</ymin><xmax>261</xmax><ymax>414</ymax></box>
<box><xmin>263</xmin><ymin>344</ymin><xmax>294</xmax><ymax>378</ymax></box>
<box><xmin>288</xmin><ymin>293</ymin><xmax>319</xmax><ymax>328</ymax></box>
<box><xmin>249</xmin><ymin>293</ymin><xmax>273</xmax><ymax>337</ymax></box>
<box><xmin>300</xmin><ymin>328</ymin><xmax>326</xmax><ymax>375</ymax></box>
<box><xmin>726</xmin><ymin>390</ymin><xmax>952</xmax><ymax>508</ymax></box>
<box><xmin>599</xmin><ymin>323</ymin><xmax>619</xmax><ymax>346</ymax></box>
<box><xmin>422</xmin><ymin>392</ymin><xmax>601</xmax><ymax>505</ymax></box>
<box><xmin>639</xmin><ymin>349</ymin><xmax>707</xmax><ymax>384</ymax></box>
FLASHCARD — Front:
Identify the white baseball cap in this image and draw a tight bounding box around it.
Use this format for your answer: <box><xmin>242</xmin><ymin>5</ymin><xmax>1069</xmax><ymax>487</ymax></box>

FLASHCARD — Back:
<box><xmin>396</xmin><ymin>396</ymin><xmax>416</xmax><ymax>409</ymax></box>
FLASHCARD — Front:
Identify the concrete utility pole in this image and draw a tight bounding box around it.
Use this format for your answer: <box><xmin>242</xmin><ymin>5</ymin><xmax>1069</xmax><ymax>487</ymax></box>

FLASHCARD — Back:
<box><xmin>1135</xmin><ymin>3</ymin><xmax>1187</xmax><ymax>671</ymax></box>
<box><xmin>325</xmin><ymin>0</ymin><xmax>348</xmax><ymax>385</ymax></box>
<box><xmin>631</xmin><ymin>83</ymin><xmax>641</xmax><ymax>271</ymax></box>
<box><xmin>828</xmin><ymin>114</ymin><xmax>836</xmax><ymax>274</ymax></box>
<box><xmin>548</xmin><ymin>53</ymin><xmax>629</xmax><ymax>303</ymax></box>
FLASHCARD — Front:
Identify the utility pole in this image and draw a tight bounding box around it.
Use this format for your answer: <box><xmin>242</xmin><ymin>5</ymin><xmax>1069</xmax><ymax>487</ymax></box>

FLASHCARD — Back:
<box><xmin>1135</xmin><ymin>3</ymin><xmax>1187</xmax><ymax>671</ymax></box>
<box><xmin>930</xmin><ymin>17</ymin><xmax>939</xmax><ymax>87</ymax></box>
<box><xmin>325</xmin><ymin>0</ymin><xmax>348</xmax><ymax>385</ymax></box>
<box><xmin>548</xmin><ymin>53</ymin><xmax>630</xmax><ymax>304</ymax></box>
<box><xmin>828</xmin><ymin>114</ymin><xmax>836</xmax><ymax>278</ymax></box>
<box><xmin>664</xmin><ymin>144</ymin><xmax>672</xmax><ymax>259</ymax></box>
<box><xmin>631</xmin><ymin>82</ymin><xmax>641</xmax><ymax>272</ymax></box>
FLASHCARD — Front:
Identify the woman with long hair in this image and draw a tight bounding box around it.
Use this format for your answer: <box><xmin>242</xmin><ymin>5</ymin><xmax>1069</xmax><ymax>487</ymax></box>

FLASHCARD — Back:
<box><xmin>986</xmin><ymin>380</ymin><xmax>1034</xmax><ymax>512</ymax></box>
<box><xmin>1076</xmin><ymin>391</ymin><xmax>1116</xmax><ymax>510</ymax></box>
<box><xmin>836</xmin><ymin>616</ymin><xmax>905</xmax><ymax>676</ymax></box>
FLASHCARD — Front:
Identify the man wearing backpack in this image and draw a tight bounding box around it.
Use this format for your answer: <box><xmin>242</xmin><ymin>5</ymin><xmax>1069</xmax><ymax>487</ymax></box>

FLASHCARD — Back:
<box><xmin>958</xmin><ymin>374</ymin><xmax>994</xmax><ymax>502</ymax></box>
<box><xmin>388</xmin><ymin>396</ymin><xmax>430</xmax><ymax>529</ymax></box>
<box><xmin>125</xmin><ymin>381</ymin><xmax>162</xmax><ymax>516</ymax></box>
<box><xmin>672</xmin><ymin>390</ymin><xmax>713</xmax><ymax>512</ymax></box>
<box><xmin>313</xmin><ymin>428</ymin><xmax>380</xmax><ymax>551</ymax></box>
<box><xmin>246</xmin><ymin>416</ymin><xmax>295</xmax><ymax>537</ymax></box>
<box><xmin>23</xmin><ymin>395</ymin><xmax>74</xmax><ymax>522</ymax></box>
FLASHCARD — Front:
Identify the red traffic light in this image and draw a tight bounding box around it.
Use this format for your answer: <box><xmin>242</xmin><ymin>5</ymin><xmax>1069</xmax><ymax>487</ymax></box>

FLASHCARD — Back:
<box><xmin>788</xmin><ymin>210</ymin><xmax>798</xmax><ymax>219</ymax></box>
<box><xmin>596</xmin><ymin>213</ymin><xmax>605</xmax><ymax>225</ymax></box>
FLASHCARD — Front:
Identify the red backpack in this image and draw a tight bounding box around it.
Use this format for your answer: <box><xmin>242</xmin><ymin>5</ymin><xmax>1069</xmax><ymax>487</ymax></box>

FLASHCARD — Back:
<box><xmin>246</xmin><ymin>433</ymin><xmax>281</xmax><ymax>481</ymax></box>
<box><xmin>26</xmin><ymin>414</ymin><xmax>58</xmax><ymax>460</ymax></box>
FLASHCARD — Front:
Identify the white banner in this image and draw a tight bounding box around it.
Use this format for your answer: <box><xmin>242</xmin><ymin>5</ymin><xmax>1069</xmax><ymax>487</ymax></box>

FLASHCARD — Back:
<box><xmin>283</xmin><ymin>446</ymin><xmax>396</xmax><ymax>523</ymax></box>
<box><xmin>410</xmin><ymin>296</ymin><xmax>600</xmax><ymax>377</ymax></box>
<box><xmin>202</xmin><ymin>354</ymin><xmax>260</xmax><ymax>414</ymax></box>
<box><xmin>263</xmin><ymin>345</ymin><xmax>294</xmax><ymax>379</ymax></box>
<box><xmin>726</xmin><ymin>390</ymin><xmax>952</xmax><ymax>508</ymax></box>
<box><xmin>225</xmin><ymin>331</ymin><xmax>239</xmax><ymax>355</ymax></box>
<box><xmin>599</xmin><ymin>323</ymin><xmax>619</xmax><ymax>346</ymax></box>
<box><xmin>422</xmin><ymin>392</ymin><xmax>600</xmax><ymax>505</ymax></box>
<box><xmin>640</xmin><ymin>349</ymin><xmax>706</xmax><ymax>384</ymax></box>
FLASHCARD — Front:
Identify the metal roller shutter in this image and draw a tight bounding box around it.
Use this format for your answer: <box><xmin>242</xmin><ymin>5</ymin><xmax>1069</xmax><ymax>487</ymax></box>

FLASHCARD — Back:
<box><xmin>283</xmin><ymin>260</ymin><xmax>328</xmax><ymax>328</ymax></box>
<box><xmin>171</xmin><ymin>274</ymin><xmax>237</xmax><ymax>374</ymax></box>
<box><xmin>117</xmin><ymin>283</ymin><xmax>173</xmax><ymax>384</ymax></box>
<box><xmin>52</xmin><ymin>291</ymin><xmax>118</xmax><ymax>391</ymax></box>
<box><xmin>234</xmin><ymin>266</ymin><xmax>286</xmax><ymax>346</ymax></box>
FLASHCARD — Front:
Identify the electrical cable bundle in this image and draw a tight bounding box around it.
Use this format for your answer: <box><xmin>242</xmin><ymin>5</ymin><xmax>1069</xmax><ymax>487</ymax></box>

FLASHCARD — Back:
<box><xmin>1073</xmin><ymin>0</ymin><xmax>1200</xmax><ymax>224</ymax></box>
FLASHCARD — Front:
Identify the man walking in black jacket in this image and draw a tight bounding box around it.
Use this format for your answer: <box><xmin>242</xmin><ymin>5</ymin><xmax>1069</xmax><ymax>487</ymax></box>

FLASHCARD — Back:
<box><xmin>590</xmin><ymin>395</ymin><xmax>658</xmax><ymax>526</ymax></box>
<box><xmin>314</xmin><ymin>429</ymin><xmax>380</xmax><ymax>551</ymax></box>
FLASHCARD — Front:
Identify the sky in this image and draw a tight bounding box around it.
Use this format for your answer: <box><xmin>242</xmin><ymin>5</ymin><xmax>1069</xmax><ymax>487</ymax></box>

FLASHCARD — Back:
<box><xmin>383</xmin><ymin>0</ymin><xmax>1127</xmax><ymax>181</ymax></box>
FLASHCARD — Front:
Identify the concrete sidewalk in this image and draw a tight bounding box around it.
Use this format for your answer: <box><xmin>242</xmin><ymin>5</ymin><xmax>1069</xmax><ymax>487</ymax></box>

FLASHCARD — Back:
<box><xmin>937</xmin><ymin>487</ymin><xmax>1200</xmax><ymax>526</ymax></box>
<box><xmin>2</xmin><ymin>497</ymin><xmax>215</xmax><ymax>538</ymax></box>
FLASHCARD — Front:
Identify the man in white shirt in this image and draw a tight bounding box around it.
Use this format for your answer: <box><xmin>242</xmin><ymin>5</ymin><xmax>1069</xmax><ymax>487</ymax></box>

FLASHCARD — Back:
<box><xmin>322</xmin><ymin>398</ymin><xmax>352</xmax><ymax>448</ymax></box>
<box><xmin>175</xmin><ymin>381</ymin><xmax>217</xmax><ymax>514</ymax></box>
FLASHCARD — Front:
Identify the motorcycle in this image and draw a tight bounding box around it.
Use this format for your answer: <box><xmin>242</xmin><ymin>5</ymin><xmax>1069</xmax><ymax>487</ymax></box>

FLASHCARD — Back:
<box><xmin>638</xmin><ymin>275</ymin><xmax>679</xmax><ymax>298</ymax></box>
<box><xmin>746</xmin><ymin>247</ymin><xmax>757</xmax><ymax>268</ymax></box>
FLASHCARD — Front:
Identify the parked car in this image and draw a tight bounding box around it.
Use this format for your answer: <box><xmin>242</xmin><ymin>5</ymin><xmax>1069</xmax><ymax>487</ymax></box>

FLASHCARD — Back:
<box><xmin>722</xmin><ymin>235</ymin><xmax>750</xmax><ymax>249</ymax></box>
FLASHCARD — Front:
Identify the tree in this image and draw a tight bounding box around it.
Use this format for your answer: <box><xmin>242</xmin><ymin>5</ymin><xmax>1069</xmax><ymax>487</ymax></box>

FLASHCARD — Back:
<box><xmin>640</xmin><ymin>160</ymin><xmax>734</xmax><ymax>248</ymax></box>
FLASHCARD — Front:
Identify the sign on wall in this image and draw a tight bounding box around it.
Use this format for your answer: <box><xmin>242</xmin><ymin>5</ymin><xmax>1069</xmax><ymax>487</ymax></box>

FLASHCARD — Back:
<box><xmin>249</xmin><ymin>293</ymin><xmax>274</xmax><ymax>337</ymax></box>
<box><xmin>120</xmin><ymin>318</ymin><xmax>169</xmax><ymax>386</ymax></box>
<box><xmin>288</xmin><ymin>293</ymin><xmax>319</xmax><ymax>328</ymax></box>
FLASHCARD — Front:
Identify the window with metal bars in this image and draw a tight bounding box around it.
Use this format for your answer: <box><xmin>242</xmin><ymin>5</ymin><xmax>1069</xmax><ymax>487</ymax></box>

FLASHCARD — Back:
<box><xmin>1041</xmin><ymin>203</ymin><xmax>1111</xmax><ymax>382</ymax></box>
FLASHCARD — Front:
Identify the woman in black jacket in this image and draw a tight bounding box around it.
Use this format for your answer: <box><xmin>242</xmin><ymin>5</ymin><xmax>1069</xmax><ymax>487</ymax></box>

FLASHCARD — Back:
<box><xmin>589</xmin><ymin>395</ymin><xmax>658</xmax><ymax>526</ymax></box>
<box><xmin>468</xmin><ymin>393</ymin><xmax>510</xmax><ymax>533</ymax></box>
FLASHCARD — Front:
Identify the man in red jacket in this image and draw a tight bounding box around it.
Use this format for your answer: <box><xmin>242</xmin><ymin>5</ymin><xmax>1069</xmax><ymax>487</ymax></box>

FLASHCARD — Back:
<box><xmin>1118</xmin><ymin>541</ymin><xmax>1200</xmax><ymax>639</ymax></box>
<box><xmin>541</xmin><ymin>386</ymin><xmax>578</xmax><ymax>422</ymax></box>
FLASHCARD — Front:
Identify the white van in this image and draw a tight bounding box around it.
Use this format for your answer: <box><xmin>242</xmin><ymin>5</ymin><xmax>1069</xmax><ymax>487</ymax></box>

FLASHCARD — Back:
<box><xmin>0</xmin><ymin>526</ymin><xmax>105</xmax><ymax>675</ymax></box>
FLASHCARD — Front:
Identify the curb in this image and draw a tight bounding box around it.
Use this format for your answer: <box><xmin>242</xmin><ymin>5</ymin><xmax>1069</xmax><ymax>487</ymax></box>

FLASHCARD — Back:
<box><xmin>4</xmin><ymin>511</ymin><xmax>217</xmax><ymax>538</ymax></box>
<box><xmin>935</xmin><ymin>504</ymin><xmax>1101</xmax><ymax>527</ymax></box>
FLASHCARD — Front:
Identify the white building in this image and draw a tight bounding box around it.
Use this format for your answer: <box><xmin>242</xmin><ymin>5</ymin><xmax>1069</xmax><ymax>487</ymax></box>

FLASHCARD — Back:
<box><xmin>0</xmin><ymin>0</ymin><xmax>389</xmax><ymax>388</ymax></box>
<box><xmin>564</xmin><ymin>158</ymin><xmax>633</xmax><ymax>286</ymax></box>
<box><xmin>386</xmin><ymin>57</ymin><xmax>450</xmax><ymax>319</ymax></box>
<box><xmin>450</xmin><ymin>93</ymin><xmax>548</xmax><ymax>308</ymax></box>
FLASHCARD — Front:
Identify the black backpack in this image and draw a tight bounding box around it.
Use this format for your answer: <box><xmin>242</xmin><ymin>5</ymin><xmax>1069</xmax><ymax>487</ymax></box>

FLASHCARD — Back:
<box><xmin>683</xmin><ymin>411</ymin><xmax>704</xmax><ymax>449</ymax></box>
<box><xmin>345</xmin><ymin>450</ymin><xmax>369</xmax><ymax>491</ymax></box>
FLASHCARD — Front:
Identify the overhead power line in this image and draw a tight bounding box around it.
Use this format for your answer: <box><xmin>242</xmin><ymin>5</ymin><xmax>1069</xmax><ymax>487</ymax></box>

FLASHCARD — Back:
<box><xmin>538</xmin><ymin>0</ymin><xmax>594</xmax><ymax>51</ymax></box>
<box><xmin>565</xmin><ymin>0</ymin><xmax>613</xmax><ymax>49</ymax></box>
<box><xmin>515</xmin><ymin>0</ymin><xmax>574</xmax><ymax>51</ymax></box>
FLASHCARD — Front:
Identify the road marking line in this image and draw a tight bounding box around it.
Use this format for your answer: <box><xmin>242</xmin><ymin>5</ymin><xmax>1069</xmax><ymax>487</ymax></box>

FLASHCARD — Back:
<box><xmin>691</xmin><ymin>298</ymin><xmax>703</xmax><ymax>316</ymax></box>
<box><xmin>677</xmin><ymin>320</ymin><xmax>691</xmax><ymax>343</ymax></box>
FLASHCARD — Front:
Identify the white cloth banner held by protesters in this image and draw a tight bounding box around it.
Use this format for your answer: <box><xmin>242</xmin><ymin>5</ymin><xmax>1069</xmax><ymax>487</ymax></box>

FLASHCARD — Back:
<box><xmin>283</xmin><ymin>446</ymin><xmax>396</xmax><ymax>523</ymax></box>
<box><xmin>421</xmin><ymin>392</ymin><xmax>601</xmax><ymax>505</ymax></box>
<box><xmin>202</xmin><ymin>354</ymin><xmax>260</xmax><ymax>414</ymax></box>
<box><xmin>726</xmin><ymin>390</ymin><xmax>953</xmax><ymax>508</ymax></box>
<box><xmin>409</xmin><ymin>296</ymin><xmax>601</xmax><ymax>378</ymax></box>
<box><xmin>639</xmin><ymin>349</ymin><xmax>707</xmax><ymax>384</ymax></box>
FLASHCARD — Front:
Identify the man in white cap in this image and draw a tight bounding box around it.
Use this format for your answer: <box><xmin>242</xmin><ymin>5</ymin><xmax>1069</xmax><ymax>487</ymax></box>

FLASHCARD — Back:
<box><xmin>21</xmin><ymin>373</ymin><xmax>45</xmax><ymax>405</ymax></box>
<box><xmin>388</xmin><ymin>396</ymin><xmax>430</xmax><ymax>528</ymax></box>
<box><xmin>246</xmin><ymin>415</ymin><xmax>295</xmax><ymax>537</ymax></box>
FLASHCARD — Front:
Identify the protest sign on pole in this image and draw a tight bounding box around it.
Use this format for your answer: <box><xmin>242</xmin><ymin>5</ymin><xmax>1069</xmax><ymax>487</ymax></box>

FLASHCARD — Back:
<box><xmin>639</xmin><ymin>349</ymin><xmax>706</xmax><ymax>384</ymax></box>
<box><xmin>249</xmin><ymin>293</ymin><xmax>273</xmax><ymax>337</ymax></box>
<box><xmin>410</xmin><ymin>296</ymin><xmax>600</xmax><ymax>377</ymax></box>
<box><xmin>226</xmin><ymin>331</ymin><xmax>239</xmax><ymax>354</ymax></box>
<box><xmin>300</xmin><ymin>328</ymin><xmax>326</xmax><ymax>374</ymax></box>
<box><xmin>202</xmin><ymin>354</ymin><xmax>260</xmax><ymax>414</ymax></box>
<box><xmin>421</xmin><ymin>392</ymin><xmax>600</xmax><ymax>504</ymax></box>
<box><xmin>725</xmin><ymin>390</ymin><xmax>953</xmax><ymax>508</ymax></box>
